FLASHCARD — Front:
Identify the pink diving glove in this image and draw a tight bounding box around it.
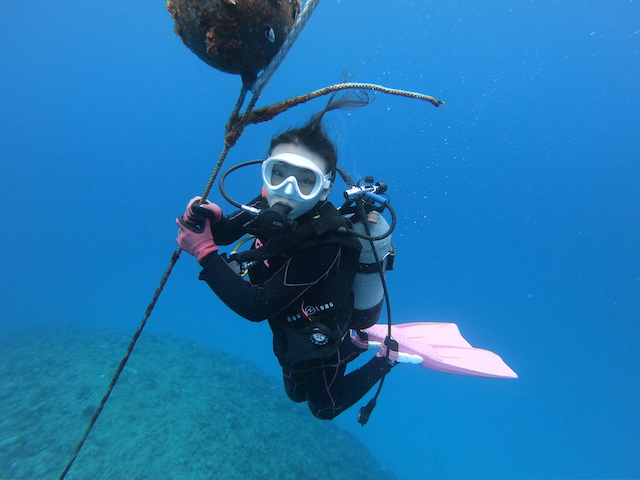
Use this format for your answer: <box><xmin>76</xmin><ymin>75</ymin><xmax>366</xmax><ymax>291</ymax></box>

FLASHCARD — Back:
<box><xmin>176</xmin><ymin>197</ymin><xmax>223</xmax><ymax>263</ymax></box>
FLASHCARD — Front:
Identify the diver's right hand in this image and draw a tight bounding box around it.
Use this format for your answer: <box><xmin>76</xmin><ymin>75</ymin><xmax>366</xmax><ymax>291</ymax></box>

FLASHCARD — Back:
<box><xmin>176</xmin><ymin>197</ymin><xmax>223</xmax><ymax>264</ymax></box>
<box><xmin>182</xmin><ymin>196</ymin><xmax>223</xmax><ymax>227</ymax></box>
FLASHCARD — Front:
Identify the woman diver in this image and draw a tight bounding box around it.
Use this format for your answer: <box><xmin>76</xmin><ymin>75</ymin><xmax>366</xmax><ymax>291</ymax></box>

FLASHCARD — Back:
<box><xmin>176</xmin><ymin>97</ymin><xmax>415</xmax><ymax>420</ymax></box>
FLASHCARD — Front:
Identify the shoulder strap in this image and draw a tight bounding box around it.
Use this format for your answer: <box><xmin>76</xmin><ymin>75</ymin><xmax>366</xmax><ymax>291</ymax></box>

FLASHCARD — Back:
<box><xmin>232</xmin><ymin>210</ymin><xmax>352</xmax><ymax>266</ymax></box>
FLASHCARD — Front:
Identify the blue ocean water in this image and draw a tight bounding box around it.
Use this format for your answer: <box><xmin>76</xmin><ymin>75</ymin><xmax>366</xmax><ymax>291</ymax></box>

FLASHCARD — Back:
<box><xmin>1</xmin><ymin>1</ymin><xmax>638</xmax><ymax>479</ymax></box>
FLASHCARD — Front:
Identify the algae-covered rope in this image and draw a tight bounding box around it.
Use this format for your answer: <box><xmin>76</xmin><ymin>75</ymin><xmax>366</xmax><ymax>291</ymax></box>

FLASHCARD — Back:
<box><xmin>57</xmin><ymin>247</ymin><xmax>182</xmax><ymax>480</ymax></box>
<box><xmin>60</xmin><ymin>79</ymin><xmax>445</xmax><ymax>480</ymax></box>
<box><xmin>205</xmin><ymin>0</ymin><xmax>321</xmax><ymax>191</ymax></box>
<box><xmin>221</xmin><ymin>0</ymin><xmax>320</xmax><ymax>151</ymax></box>
<box><xmin>58</xmin><ymin>88</ymin><xmax>250</xmax><ymax>480</ymax></box>
<box><xmin>200</xmin><ymin>83</ymin><xmax>249</xmax><ymax>201</ymax></box>
<box><xmin>59</xmin><ymin>3</ymin><xmax>321</xmax><ymax>478</ymax></box>
<box><xmin>252</xmin><ymin>0</ymin><xmax>320</xmax><ymax>96</ymax></box>
<box><xmin>59</xmin><ymin>1</ymin><xmax>444</xmax><ymax>474</ymax></box>
<box><xmin>245</xmin><ymin>82</ymin><xmax>446</xmax><ymax>125</ymax></box>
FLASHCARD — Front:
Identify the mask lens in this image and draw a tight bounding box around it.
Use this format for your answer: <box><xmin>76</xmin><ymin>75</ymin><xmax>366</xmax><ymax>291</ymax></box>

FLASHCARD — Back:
<box><xmin>295</xmin><ymin>171</ymin><xmax>317</xmax><ymax>195</ymax></box>
<box><xmin>270</xmin><ymin>162</ymin><xmax>287</xmax><ymax>187</ymax></box>
<box><xmin>269</xmin><ymin>161</ymin><xmax>319</xmax><ymax>196</ymax></box>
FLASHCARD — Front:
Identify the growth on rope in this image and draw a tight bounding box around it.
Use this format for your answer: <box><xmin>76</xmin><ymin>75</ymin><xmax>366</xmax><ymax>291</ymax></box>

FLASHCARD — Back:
<box><xmin>166</xmin><ymin>0</ymin><xmax>301</xmax><ymax>88</ymax></box>
<box><xmin>59</xmin><ymin>4</ymin><xmax>318</xmax><ymax>478</ymax></box>
<box><xmin>243</xmin><ymin>82</ymin><xmax>446</xmax><ymax>126</ymax></box>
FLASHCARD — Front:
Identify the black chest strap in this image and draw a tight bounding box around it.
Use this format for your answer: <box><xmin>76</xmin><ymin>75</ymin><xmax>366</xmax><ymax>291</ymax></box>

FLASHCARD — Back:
<box><xmin>232</xmin><ymin>213</ymin><xmax>352</xmax><ymax>266</ymax></box>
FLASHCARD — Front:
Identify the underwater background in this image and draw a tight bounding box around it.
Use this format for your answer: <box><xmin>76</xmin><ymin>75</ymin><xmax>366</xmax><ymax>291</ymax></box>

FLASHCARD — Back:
<box><xmin>1</xmin><ymin>1</ymin><xmax>638</xmax><ymax>479</ymax></box>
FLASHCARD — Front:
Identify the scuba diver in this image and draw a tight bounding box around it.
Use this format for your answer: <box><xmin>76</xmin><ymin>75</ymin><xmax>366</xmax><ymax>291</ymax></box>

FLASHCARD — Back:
<box><xmin>176</xmin><ymin>97</ymin><xmax>419</xmax><ymax>420</ymax></box>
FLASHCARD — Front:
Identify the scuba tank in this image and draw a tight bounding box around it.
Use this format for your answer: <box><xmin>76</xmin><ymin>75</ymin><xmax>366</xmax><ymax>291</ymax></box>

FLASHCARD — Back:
<box><xmin>351</xmin><ymin>212</ymin><xmax>394</xmax><ymax>313</ymax></box>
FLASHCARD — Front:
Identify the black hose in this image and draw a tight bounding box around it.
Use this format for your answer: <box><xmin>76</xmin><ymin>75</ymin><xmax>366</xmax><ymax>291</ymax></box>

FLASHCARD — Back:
<box><xmin>356</xmin><ymin>197</ymin><xmax>394</xmax><ymax>426</ymax></box>
<box><xmin>218</xmin><ymin>159</ymin><xmax>264</xmax><ymax>209</ymax></box>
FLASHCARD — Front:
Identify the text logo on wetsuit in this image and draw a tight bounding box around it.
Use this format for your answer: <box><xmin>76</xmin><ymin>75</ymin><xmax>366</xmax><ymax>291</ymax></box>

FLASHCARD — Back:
<box><xmin>286</xmin><ymin>302</ymin><xmax>335</xmax><ymax>322</ymax></box>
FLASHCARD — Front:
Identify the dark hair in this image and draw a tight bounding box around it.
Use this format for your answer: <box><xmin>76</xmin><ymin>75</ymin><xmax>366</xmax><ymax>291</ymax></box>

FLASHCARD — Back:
<box><xmin>268</xmin><ymin>91</ymin><xmax>370</xmax><ymax>179</ymax></box>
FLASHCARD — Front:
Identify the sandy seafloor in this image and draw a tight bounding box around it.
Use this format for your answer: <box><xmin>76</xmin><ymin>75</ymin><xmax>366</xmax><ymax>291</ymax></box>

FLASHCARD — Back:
<box><xmin>0</xmin><ymin>327</ymin><xmax>395</xmax><ymax>480</ymax></box>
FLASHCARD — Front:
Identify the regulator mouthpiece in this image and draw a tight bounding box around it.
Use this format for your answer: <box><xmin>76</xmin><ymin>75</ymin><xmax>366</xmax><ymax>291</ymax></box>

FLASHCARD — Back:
<box><xmin>258</xmin><ymin>202</ymin><xmax>292</xmax><ymax>235</ymax></box>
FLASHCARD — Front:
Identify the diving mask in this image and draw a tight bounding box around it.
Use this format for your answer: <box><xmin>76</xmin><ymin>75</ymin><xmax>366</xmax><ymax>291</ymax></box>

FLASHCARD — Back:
<box><xmin>262</xmin><ymin>152</ymin><xmax>332</xmax><ymax>203</ymax></box>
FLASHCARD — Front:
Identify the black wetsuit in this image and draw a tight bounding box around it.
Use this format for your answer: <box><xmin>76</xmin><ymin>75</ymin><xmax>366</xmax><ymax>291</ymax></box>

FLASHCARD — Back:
<box><xmin>199</xmin><ymin>196</ymin><xmax>388</xmax><ymax>419</ymax></box>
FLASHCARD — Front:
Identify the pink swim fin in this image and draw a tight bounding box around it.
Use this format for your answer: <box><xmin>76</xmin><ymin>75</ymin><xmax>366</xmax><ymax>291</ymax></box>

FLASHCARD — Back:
<box><xmin>361</xmin><ymin>322</ymin><xmax>518</xmax><ymax>379</ymax></box>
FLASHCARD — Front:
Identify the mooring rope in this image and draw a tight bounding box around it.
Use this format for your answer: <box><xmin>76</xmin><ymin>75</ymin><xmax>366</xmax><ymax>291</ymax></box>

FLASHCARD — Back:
<box><xmin>252</xmin><ymin>0</ymin><xmax>320</xmax><ymax>96</ymax></box>
<box><xmin>200</xmin><ymin>84</ymin><xmax>249</xmax><ymax>201</ymax></box>
<box><xmin>58</xmin><ymin>3</ymin><xmax>320</xmax><ymax>479</ymax></box>
<box><xmin>245</xmin><ymin>82</ymin><xmax>445</xmax><ymax>126</ymax></box>
<box><xmin>59</xmin><ymin>0</ymin><xmax>448</xmax><ymax>475</ymax></box>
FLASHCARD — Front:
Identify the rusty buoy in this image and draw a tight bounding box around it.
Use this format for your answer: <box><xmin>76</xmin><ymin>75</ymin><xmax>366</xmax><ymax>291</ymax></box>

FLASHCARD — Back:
<box><xmin>167</xmin><ymin>0</ymin><xmax>300</xmax><ymax>86</ymax></box>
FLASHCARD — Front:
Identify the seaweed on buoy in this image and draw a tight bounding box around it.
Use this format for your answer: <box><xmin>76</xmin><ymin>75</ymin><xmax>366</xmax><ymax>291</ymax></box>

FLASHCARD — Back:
<box><xmin>167</xmin><ymin>0</ymin><xmax>300</xmax><ymax>87</ymax></box>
